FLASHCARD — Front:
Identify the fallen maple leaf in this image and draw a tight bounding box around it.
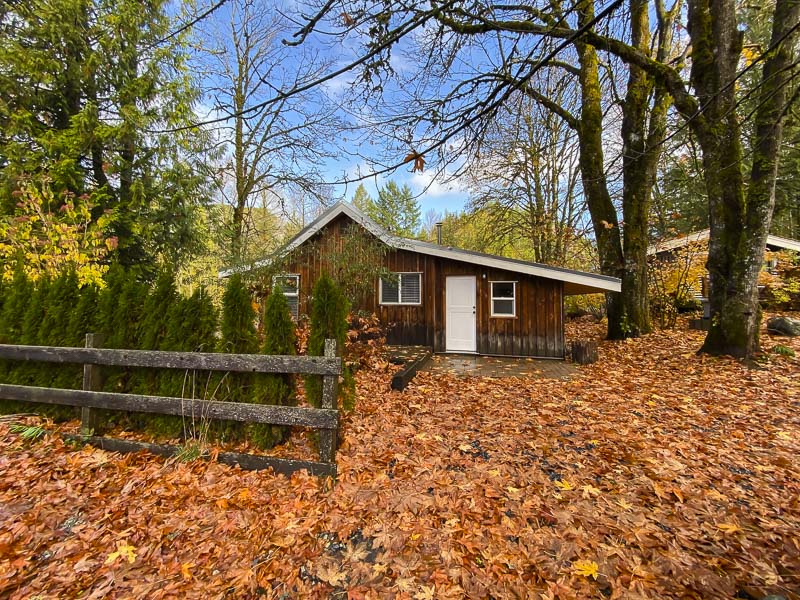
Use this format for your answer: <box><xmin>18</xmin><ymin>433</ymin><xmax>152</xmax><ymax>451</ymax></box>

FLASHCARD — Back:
<box><xmin>717</xmin><ymin>523</ymin><xmax>741</xmax><ymax>534</ymax></box>
<box><xmin>414</xmin><ymin>585</ymin><xmax>436</xmax><ymax>600</ymax></box>
<box><xmin>104</xmin><ymin>541</ymin><xmax>136</xmax><ymax>566</ymax></box>
<box><xmin>572</xmin><ymin>559</ymin><xmax>599</xmax><ymax>579</ymax></box>
<box><xmin>582</xmin><ymin>484</ymin><xmax>602</xmax><ymax>498</ymax></box>
<box><xmin>554</xmin><ymin>479</ymin><xmax>573</xmax><ymax>491</ymax></box>
<box><xmin>181</xmin><ymin>562</ymin><xmax>194</xmax><ymax>581</ymax></box>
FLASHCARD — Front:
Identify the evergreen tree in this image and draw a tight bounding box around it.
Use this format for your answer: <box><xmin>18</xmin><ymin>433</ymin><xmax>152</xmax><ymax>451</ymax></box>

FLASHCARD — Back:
<box><xmin>39</xmin><ymin>270</ymin><xmax>80</xmax><ymax>347</ymax></box>
<box><xmin>95</xmin><ymin>264</ymin><xmax>127</xmax><ymax>340</ymax></box>
<box><xmin>0</xmin><ymin>264</ymin><xmax>33</xmax><ymax>345</ymax></box>
<box><xmin>38</xmin><ymin>270</ymin><xmax>80</xmax><ymax>387</ymax></box>
<box><xmin>16</xmin><ymin>277</ymin><xmax>75</xmax><ymax>419</ymax></box>
<box><xmin>219</xmin><ymin>274</ymin><xmax>259</xmax><ymax>356</ymax></box>
<box><xmin>101</xmin><ymin>268</ymin><xmax>148</xmax><ymax>409</ymax></box>
<box><xmin>249</xmin><ymin>291</ymin><xmax>296</xmax><ymax>449</ymax></box>
<box><xmin>0</xmin><ymin>0</ymin><xmax>212</xmax><ymax>267</ymax></box>
<box><xmin>352</xmin><ymin>180</ymin><xmax>421</xmax><ymax>237</ymax></box>
<box><xmin>54</xmin><ymin>283</ymin><xmax>99</xmax><ymax>390</ymax></box>
<box><xmin>156</xmin><ymin>288</ymin><xmax>219</xmax><ymax>440</ymax></box>
<box><xmin>215</xmin><ymin>273</ymin><xmax>258</xmax><ymax>441</ymax></box>
<box><xmin>65</xmin><ymin>285</ymin><xmax>99</xmax><ymax>347</ymax></box>
<box><xmin>0</xmin><ymin>266</ymin><xmax>32</xmax><ymax>412</ymax></box>
<box><xmin>129</xmin><ymin>270</ymin><xmax>179</xmax><ymax>435</ymax></box>
<box><xmin>351</xmin><ymin>183</ymin><xmax>374</xmax><ymax>213</ymax></box>
<box><xmin>18</xmin><ymin>277</ymin><xmax>51</xmax><ymax>386</ymax></box>
<box><xmin>306</xmin><ymin>274</ymin><xmax>354</xmax><ymax>410</ymax></box>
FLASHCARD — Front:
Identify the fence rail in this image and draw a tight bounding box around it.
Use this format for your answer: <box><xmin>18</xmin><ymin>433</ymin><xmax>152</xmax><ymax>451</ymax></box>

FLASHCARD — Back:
<box><xmin>0</xmin><ymin>335</ymin><xmax>341</xmax><ymax>477</ymax></box>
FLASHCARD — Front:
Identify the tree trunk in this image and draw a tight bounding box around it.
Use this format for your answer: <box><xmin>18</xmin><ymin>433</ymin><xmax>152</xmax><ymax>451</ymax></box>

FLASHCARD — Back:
<box><xmin>575</xmin><ymin>0</ymin><xmax>626</xmax><ymax>340</ymax></box>
<box><xmin>619</xmin><ymin>0</ymin><xmax>654</xmax><ymax>337</ymax></box>
<box><xmin>687</xmin><ymin>0</ymin><xmax>800</xmax><ymax>357</ymax></box>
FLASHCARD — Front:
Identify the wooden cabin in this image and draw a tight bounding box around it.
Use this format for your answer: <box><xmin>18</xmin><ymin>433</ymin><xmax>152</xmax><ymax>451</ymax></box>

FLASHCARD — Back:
<box><xmin>224</xmin><ymin>202</ymin><xmax>621</xmax><ymax>359</ymax></box>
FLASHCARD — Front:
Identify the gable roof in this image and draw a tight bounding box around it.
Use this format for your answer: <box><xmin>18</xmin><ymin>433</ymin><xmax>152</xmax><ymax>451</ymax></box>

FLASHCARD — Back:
<box><xmin>220</xmin><ymin>201</ymin><xmax>621</xmax><ymax>295</ymax></box>
<box><xmin>647</xmin><ymin>229</ymin><xmax>800</xmax><ymax>255</ymax></box>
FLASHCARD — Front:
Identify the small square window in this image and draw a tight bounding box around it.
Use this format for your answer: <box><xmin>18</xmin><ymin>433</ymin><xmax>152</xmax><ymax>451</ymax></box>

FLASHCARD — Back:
<box><xmin>490</xmin><ymin>281</ymin><xmax>516</xmax><ymax>317</ymax></box>
<box><xmin>380</xmin><ymin>272</ymin><xmax>422</xmax><ymax>305</ymax></box>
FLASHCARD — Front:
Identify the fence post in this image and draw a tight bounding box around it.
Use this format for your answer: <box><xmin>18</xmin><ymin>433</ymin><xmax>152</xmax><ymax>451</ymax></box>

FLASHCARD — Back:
<box><xmin>318</xmin><ymin>339</ymin><xmax>339</xmax><ymax>465</ymax></box>
<box><xmin>81</xmin><ymin>333</ymin><xmax>104</xmax><ymax>435</ymax></box>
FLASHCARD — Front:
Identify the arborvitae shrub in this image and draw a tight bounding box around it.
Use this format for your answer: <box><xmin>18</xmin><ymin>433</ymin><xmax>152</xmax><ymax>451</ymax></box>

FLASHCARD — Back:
<box><xmin>0</xmin><ymin>265</ymin><xmax>32</xmax><ymax>413</ymax></box>
<box><xmin>136</xmin><ymin>270</ymin><xmax>178</xmax><ymax>395</ymax></box>
<box><xmin>143</xmin><ymin>272</ymin><xmax>185</xmax><ymax>439</ymax></box>
<box><xmin>38</xmin><ymin>270</ymin><xmax>80</xmax><ymax>387</ymax></box>
<box><xmin>96</xmin><ymin>264</ymin><xmax>127</xmax><ymax>339</ymax></box>
<box><xmin>54</xmin><ymin>284</ymin><xmax>99</xmax><ymax>390</ymax></box>
<box><xmin>0</xmin><ymin>263</ymin><xmax>31</xmax><ymax>345</ymax></box>
<box><xmin>180</xmin><ymin>287</ymin><xmax>219</xmax><ymax>399</ymax></box>
<box><xmin>0</xmin><ymin>265</ymin><xmax>32</xmax><ymax>389</ymax></box>
<box><xmin>157</xmin><ymin>288</ymin><xmax>219</xmax><ymax>440</ymax></box>
<box><xmin>214</xmin><ymin>274</ymin><xmax>258</xmax><ymax>442</ymax></box>
<box><xmin>107</xmin><ymin>270</ymin><xmax>148</xmax><ymax>353</ymax></box>
<box><xmin>305</xmin><ymin>274</ymin><xmax>354</xmax><ymax>410</ymax></box>
<box><xmin>249</xmin><ymin>291</ymin><xmax>296</xmax><ymax>449</ymax></box>
<box><xmin>18</xmin><ymin>277</ymin><xmax>50</xmax><ymax>386</ymax></box>
<box><xmin>18</xmin><ymin>277</ymin><xmax>75</xmax><ymax>420</ymax></box>
<box><xmin>100</xmin><ymin>268</ymin><xmax>149</xmax><ymax>430</ymax></box>
<box><xmin>220</xmin><ymin>274</ymin><xmax>259</xmax><ymax>356</ymax></box>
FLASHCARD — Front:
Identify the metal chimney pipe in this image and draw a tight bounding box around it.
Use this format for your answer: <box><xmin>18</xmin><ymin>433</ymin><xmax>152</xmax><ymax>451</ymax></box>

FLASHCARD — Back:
<box><xmin>435</xmin><ymin>222</ymin><xmax>443</xmax><ymax>245</ymax></box>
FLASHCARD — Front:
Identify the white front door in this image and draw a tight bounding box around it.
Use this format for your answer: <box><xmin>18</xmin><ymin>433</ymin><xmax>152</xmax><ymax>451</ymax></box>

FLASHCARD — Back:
<box><xmin>446</xmin><ymin>276</ymin><xmax>477</xmax><ymax>352</ymax></box>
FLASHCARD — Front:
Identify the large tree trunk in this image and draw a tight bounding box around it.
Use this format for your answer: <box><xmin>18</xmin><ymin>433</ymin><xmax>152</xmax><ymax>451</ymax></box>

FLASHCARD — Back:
<box><xmin>575</xmin><ymin>0</ymin><xmax>626</xmax><ymax>339</ymax></box>
<box><xmin>619</xmin><ymin>0</ymin><xmax>654</xmax><ymax>337</ymax></box>
<box><xmin>688</xmin><ymin>0</ymin><xmax>800</xmax><ymax>357</ymax></box>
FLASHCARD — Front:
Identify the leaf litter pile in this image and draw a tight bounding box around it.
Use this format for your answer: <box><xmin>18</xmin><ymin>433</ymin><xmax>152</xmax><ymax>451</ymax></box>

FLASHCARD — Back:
<box><xmin>1</xmin><ymin>318</ymin><xmax>799</xmax><ymax>599</ymax></box>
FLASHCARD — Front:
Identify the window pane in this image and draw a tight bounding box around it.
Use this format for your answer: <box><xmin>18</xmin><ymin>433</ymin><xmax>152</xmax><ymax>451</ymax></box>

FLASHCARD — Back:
<box><xmin>381</xmin><ymin>277</ymin><xmax>399</xmax><ymax>303</ymax></box>
<box><xmin>493</xmin><ymin>299</ymin><xmax>514</xmax><ymax>315</ymax></box>
<box><xmin>400</xmin><ymin>273</ymin><xmax>421</xmax><ymax>304</ymax></box>
<box><xmin>492</xmin><ymin>282</ymin><xmax>514</xmax><ymax>298</ymax></box>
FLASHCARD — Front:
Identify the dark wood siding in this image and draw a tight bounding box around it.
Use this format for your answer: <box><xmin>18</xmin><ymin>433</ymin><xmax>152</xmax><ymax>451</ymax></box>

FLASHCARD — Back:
<box><xmin>271</xmin><ymin>214</ymin><xmax>564</xmax><ymax>358</ymax></box>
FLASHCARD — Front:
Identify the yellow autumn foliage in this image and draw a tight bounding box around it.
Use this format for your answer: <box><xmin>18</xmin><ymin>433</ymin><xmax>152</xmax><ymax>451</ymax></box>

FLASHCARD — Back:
<box><xmin>0</xmin><ymin>178</ymin><xmax>113</xmax><ymax>286</ymax></box>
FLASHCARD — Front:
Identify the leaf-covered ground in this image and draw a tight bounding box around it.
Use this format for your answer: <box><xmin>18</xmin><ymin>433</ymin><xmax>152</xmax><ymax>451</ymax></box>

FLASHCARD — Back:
<box><xmin>1</xmin><ymin>318</ymin><xmax>799</xmax><ymax>599</ymax></box>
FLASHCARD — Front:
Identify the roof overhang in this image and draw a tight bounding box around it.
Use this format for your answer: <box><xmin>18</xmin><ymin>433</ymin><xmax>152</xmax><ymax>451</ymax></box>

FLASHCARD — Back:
<box><xmin>648</xmin><ymin>229</ymin><xmax>800</xmax><ymax>255</ymax></box>
<box><xmin>220</xmin><ymin>202</ymin><xmax>621</xmax><ymax>295</ymax></box>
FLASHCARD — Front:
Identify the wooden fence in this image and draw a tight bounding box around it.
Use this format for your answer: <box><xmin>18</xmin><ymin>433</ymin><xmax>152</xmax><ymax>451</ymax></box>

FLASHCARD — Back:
<box><xmin>0</xmin><ymin>335</ymin><xmax>341</xmax><ymax>477</ymax></box>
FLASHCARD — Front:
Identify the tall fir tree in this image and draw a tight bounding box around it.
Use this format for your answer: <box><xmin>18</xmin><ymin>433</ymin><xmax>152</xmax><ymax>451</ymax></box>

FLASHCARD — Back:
<box><xmin>249</xmin><ymin>291</ymin><xmax>296</xmax><ymax>449</ymax></box>
<box><xmin>0</xmin><ymin>0</ymin><xmax>212</xmax><ymax>268</ymax></box>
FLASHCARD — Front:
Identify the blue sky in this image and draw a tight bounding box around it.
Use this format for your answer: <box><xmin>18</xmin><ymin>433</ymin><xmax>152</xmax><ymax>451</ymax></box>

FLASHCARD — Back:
<box><xmin>188</xmin><ymin>0</ymin><xmax>475</xmax><ymax>217</ymax></box>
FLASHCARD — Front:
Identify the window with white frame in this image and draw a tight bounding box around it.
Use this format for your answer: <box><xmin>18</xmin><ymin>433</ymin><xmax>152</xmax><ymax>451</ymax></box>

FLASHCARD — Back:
<box><xmin>490</xmin><ymin>281</ymin><xmax>516</xmax><ymax>317</ymax></box>
<box><xmin>379</xmin><ymin>272</ymin><xmax>422</xmax><ymax>305</ymax></box>
<box><xmin>273</xmin><ymin>274</ymin><xmax>300</xmax><ymax>318</ymax></box>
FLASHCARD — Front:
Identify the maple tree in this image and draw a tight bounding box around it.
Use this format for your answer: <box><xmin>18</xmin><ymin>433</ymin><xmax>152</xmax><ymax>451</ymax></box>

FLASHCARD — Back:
<box><xmin>0</xmin><ymin>314</ymin><xmax>798</xmax><ymax>598</ymax></box>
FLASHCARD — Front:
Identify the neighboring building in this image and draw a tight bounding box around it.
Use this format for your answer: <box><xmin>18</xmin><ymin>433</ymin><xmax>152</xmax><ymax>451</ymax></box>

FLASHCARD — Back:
<box><xmin>647</xmin><ymin>229</ymin><xmax>800</xmax><ymax>261</ymax></box>
<box><xmin>222</xmin><ymin>202</ymin><xmax>620</xmax><ymax>358</ymax></box>
<box><xmin>647</xmin><ymin>229</ymin><xmax>800</xmax><ymax>300</ymax></box>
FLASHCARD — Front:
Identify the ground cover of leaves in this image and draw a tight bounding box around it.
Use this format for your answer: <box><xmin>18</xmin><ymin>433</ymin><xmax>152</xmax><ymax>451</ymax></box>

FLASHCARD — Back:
<box><xmin>1</xmin><ymin>319</ymin><xmax>799</xmax><ymax>599</ymax></box>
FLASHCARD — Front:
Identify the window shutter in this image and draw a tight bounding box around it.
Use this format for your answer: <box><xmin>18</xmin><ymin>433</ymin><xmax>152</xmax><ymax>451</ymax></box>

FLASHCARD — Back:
<box><xmin>400</xmin><ymin>273</ymin><xmax>421</xmax><ymax>303</ymax></box>
<box><xmin>286</xmin><ymin>295</ymin><xmax>299</xmax><ymax>319</ymax></box>
<box><xmin>381</xmin><ymin>277</ymin><xmax>399</xmax><ymax>303</ymax></box>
